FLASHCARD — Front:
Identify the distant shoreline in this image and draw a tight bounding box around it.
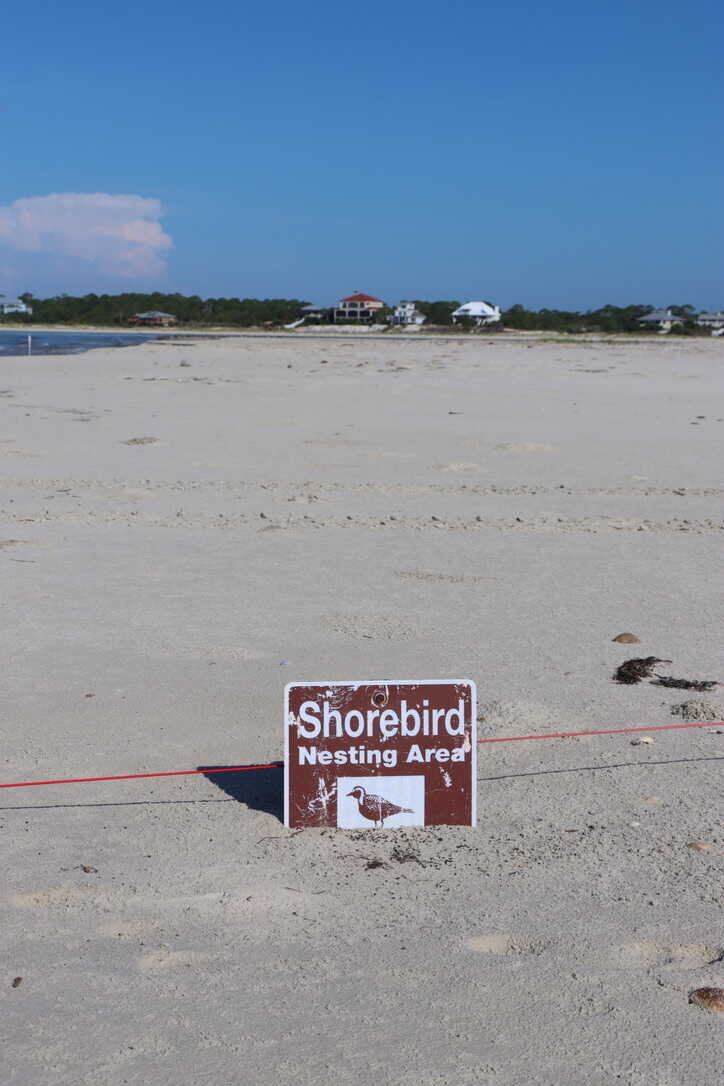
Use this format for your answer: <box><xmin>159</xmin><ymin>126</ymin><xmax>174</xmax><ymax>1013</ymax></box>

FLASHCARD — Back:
<box><xmin>0</xmin><ymin>324</ymin><xmax>233</xmax><ymax>335</ymax></box>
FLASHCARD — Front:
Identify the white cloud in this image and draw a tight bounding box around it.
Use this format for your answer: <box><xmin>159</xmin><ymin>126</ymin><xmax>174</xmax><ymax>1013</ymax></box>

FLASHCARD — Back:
<box><xmin>0</xmin><ymin>193</ymin><xmax>172</xmax><ymax>278</ymax></box>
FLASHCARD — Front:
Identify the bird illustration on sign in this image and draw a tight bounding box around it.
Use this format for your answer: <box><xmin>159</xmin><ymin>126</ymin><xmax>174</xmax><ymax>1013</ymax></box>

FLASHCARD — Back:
<box><xmin>347</xmin><ymin>786</ymin><xmax>414</xmax><ymax>828</ymax></box>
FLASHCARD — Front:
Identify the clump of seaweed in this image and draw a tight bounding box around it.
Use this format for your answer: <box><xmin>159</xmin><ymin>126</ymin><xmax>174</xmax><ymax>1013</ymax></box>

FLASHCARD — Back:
<box><xmin>613</xmin><ymin>655</ymin><xmax>719</xmax><ymax>691</ymax></box>
<box><xmin>652</xmin><ymin>676</ymin><xmax>719</xmax><ymax>691</ymax></box>
<box><xmin>613</xmin><ymin>658</ymin><xmax>670</xmax><ymax>685</ymax></box>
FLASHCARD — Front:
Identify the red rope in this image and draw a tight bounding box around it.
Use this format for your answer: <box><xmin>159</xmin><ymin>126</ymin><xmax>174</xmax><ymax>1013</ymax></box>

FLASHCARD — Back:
<box><xmin>0</xmin><ymin>721</ymin><xmax>720</xmax><ymax>790</ymax></box>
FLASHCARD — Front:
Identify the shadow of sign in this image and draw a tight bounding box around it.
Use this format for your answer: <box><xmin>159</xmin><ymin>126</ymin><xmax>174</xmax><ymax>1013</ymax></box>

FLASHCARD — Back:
<box><xmin>198</xmin><ymin>763</ymin><xmax>284</xmax><ymax>820</ymax></box>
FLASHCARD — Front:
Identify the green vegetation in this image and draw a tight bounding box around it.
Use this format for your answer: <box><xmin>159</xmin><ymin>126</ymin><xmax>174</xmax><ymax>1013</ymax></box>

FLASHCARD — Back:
<box><xmin>500</xmin><ymin>303</ymin><xmax>707</xmax><ymax>334</ymax></box>
<box><xmin>0</xmin><ymin>294</ymin><xmax>710</xmax><ymax>333</ymax></box>
<box><xmin>3</xmin><ymin>293</ymin><xmax>309</xmax><ymax>327</ymax></box>
<box><xmin>413</xmin><ymin>300</ymin><xmax>460</xmax><ymax>325</ymax></box>
<box><xmin>501</xmin><ymin>304</ymin><xmax>654</xmax><ymax>333</ymax></box>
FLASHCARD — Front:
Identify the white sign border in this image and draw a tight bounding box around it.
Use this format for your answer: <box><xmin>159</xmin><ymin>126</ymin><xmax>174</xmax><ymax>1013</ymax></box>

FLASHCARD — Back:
<box><xmin>284</xmin><ymin>679</ymin><xmax>477</xmax><ymax>828</ymax></box>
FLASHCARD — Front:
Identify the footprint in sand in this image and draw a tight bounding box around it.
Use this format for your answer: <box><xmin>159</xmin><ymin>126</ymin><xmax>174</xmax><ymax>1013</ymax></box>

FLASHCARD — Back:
<box><xmin>609</xmin><ymin>941</ymin><xmax>722</xmax><ymax>969</ymax></box>
<box><xmin>395</xmin><ymin>569</ymin><xmax>490</xmax><ymax>586</ymax></box>
<box><xmin>12</xmin><ymin>884</ymin><xmax>115</xmax><ymax>909</ymax></box>
<box><xmin>139</xmin><ymin>950</ymin><xmax>215</xmax><ymax>974</ymax></box>
<box><xmin>304</xmin><ymin>438</ymin><xmax>366</xmax><ymax>448</ymax></box>
<box><xmin>325</xmin><ymin>614</ymin><xmax>417</xmax><ymax>640</ymax></box>
<box><xmin>466</xmin><ymin>934</ymin><xmax>542</xmax><ymax>955</ymax></box>
<box><xmin>438</xmin><ymin>462</ymin><xmax>482</xmax><ymax>473</ymax></box>
<box><xmin>496</xmin><ymin>442</ymin><xmax>557</xmax><ymax>453</ymax></box>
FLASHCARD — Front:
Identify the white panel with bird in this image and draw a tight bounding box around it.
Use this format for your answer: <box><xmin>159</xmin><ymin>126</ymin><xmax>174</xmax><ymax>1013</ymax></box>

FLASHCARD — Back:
<box><xmin>337</xmin><ymin>776</ymin><xmax>425</xmax><ymax>828</ymax></box>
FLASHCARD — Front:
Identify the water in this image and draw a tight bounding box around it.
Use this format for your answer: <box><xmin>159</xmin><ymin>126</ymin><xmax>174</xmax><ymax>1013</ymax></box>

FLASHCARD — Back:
<box><xmin>0</xmin><ymin>329</ymin><xmax>168</xmax><ymax>356</ymax></box>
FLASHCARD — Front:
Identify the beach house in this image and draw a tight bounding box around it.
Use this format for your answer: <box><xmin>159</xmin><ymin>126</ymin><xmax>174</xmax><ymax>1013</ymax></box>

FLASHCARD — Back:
<box><xmin>333</xmin><ymin>292</ymin><xmax>385</xmax><ymax>323</ymax></box>
<box><xmin>637</xmin><ymin>308</ymin><xmax>682</xmax><ymax>332</ymax></box>
<box><xmin>300</xmin><ymin>304</ymin><xmax>326</xmax><ymax>321</ymax></box>
<box><xmin>128</xmin><ymin>311</ymin><xmax>178</xmax><ymax>327</ymax></box>
<box><xmin>390</xmin><ymin>301</ymin><xmax>426</xmax><ymax>327</ymax></box>
<box><xmin>451</xmin><ymin>301</ymin><xmax>501</xmax><ymax>327</ymax></box>
<box><xmin>284</xmin><ymin>304</ymin><xmax>327</xmax><ymax>329</ymax></box>
<box><xmin>0</xmin><ymin>297</ymin><xmax>33</xmax><ymax>316</ymax></box>
<box><xmin>696</xmin><ymin>311</ymin><xmax>724</xmax><ymax>331</ymax></box>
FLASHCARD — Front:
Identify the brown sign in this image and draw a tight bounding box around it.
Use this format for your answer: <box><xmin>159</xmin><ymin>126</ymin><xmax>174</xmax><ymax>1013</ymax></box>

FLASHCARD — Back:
<box><xmin>284</xmin><ymin>681</ymin><xmax>476</xmax><ymax>829</ymax></box>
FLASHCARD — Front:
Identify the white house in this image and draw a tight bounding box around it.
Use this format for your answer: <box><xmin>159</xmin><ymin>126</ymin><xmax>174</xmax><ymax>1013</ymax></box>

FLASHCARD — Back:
<box><xmin>0</xmin><ymin>297</ymin><xmax>33</xmax><ymax>316</ymax></box>
<box><xmin>451</xmin><ymin>300</ymin><xmax>501</xmax><ymax>326</ymax></box>
<box><xmin>390</xmin><ymin>301</ymin><xmax>426</xmax><ymax>327</ymax></box>
<box><xmin>637</xmin><ymin>308</ymin><xmax>682</xmax><ymax>332</ymax></box>
<box><xmin>696</xmin><ymin>311</ymin><xmax>724</xmax><ymax>331</ymax></box>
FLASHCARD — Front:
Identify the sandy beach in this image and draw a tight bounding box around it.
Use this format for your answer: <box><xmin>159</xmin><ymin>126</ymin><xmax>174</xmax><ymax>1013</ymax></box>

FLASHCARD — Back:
<box><xmin>1</xmin><ymin>333</ymin><xmax>722</xmax><ymax>1084</ymax></box>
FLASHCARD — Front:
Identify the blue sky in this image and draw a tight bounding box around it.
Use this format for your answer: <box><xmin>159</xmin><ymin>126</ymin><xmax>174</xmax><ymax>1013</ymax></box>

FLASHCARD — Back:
<box><xmin>1</xmin><ymin>0</ymin><xmax>722</xmax><ymax>308</ymax></box>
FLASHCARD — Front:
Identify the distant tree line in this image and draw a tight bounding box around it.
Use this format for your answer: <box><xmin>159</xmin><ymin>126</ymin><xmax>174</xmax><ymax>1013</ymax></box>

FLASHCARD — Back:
<box><xmin>500</xmin><ymin>303</ymin><xmax>698</xmax><ymax>334</ymax></box>
<box><xmin>0</xmin><ymin>293</ymin><xmax>706</xmax><ymax>333</ymax></box>
<box><xmin>4</xmin><ymin>293</ymin><xmax>309</xmax><ymax>327</ymax></box>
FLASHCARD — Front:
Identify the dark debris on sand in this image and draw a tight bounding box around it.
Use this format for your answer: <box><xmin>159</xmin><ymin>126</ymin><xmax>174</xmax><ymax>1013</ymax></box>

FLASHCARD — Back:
<box><xmin>390</xmin><ymin>844</ymin><xmax>425</xmax><ymax>866</ymax></box>
<box><xmin>652</xmin><ymin>676</ymin><xmax>719</xmax><ymax>691</ymax></box>
<box><xmin>613</xmin><ymin>657</ymin><xmax>719</xmax><ymax>691</ymax></box>
<box><xmin>613</xmin><ymin>657</ymin><xmax>670</xmax><ymax>684</ymax></box>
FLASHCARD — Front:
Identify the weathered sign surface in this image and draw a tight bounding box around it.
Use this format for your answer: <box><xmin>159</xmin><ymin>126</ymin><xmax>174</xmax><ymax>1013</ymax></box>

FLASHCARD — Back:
<box><xmin>284</xmin><ymin>680</ymin><xmax>476</xmax><ymax>829</ymax></box>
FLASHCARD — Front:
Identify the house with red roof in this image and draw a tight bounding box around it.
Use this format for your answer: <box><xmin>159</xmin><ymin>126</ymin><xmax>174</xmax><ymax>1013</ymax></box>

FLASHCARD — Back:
<box><xmin>334</xmin><ymin>291</ymin><xmax>385</xmax><ymax>323</ymax></box>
